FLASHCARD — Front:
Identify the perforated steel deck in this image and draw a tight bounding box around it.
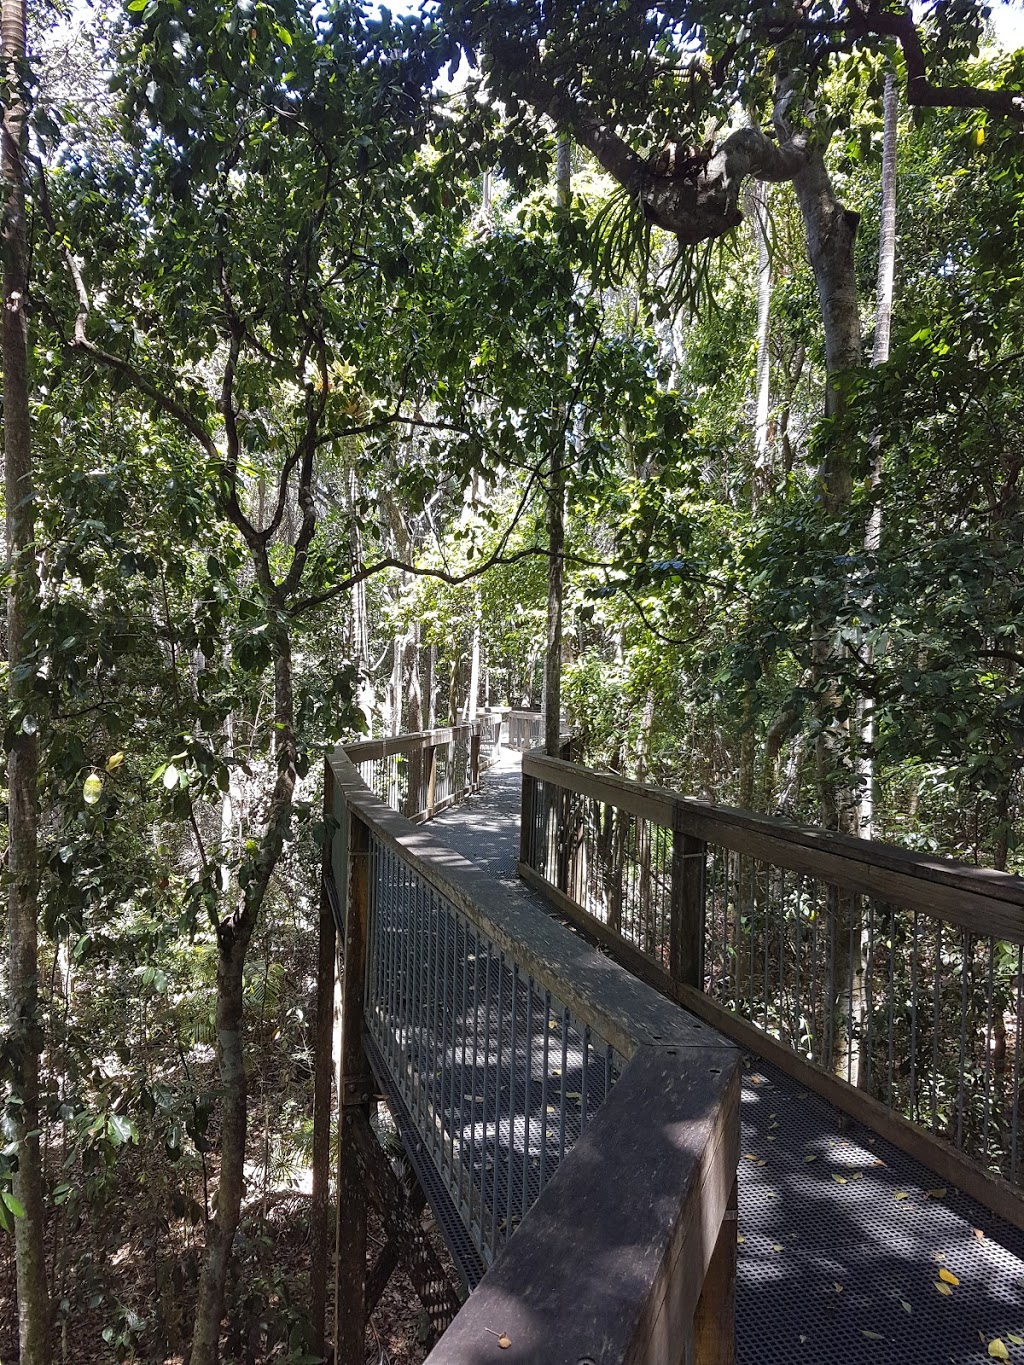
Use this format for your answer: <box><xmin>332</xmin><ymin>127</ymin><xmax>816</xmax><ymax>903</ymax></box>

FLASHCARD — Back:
<box><xmin>737</xmin><ymin>1057</ymin><xmax>1024</xmax><ymax>1364</ymax></box>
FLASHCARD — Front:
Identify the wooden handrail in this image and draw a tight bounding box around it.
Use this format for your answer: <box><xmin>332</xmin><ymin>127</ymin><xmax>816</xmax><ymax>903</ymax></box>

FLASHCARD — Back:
<box><xmin>523</xmin><ymin>751</ymin><xmax>1024</xmax><ymax>943</ymax></box>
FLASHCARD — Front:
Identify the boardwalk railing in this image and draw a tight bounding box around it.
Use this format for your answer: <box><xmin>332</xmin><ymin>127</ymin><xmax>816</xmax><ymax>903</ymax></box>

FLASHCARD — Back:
<box><xmin>325</xmin><ymin>733</ymin><xmax>741</xmax><ymax>1363</ymax></box>
<box><xmin>519</xmin><ymin>750</ymin><xmax>1024</xmax><ymax>1226</ymax></box>
<box><xmin>343</xmin><ymin>712</ymin><xmax>503</xmax><ymax>822</ymax></box>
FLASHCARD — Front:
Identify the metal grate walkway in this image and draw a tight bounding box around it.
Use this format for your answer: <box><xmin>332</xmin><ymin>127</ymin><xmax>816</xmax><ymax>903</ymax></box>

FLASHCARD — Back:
<box><xmin>427</xmin><ymin>748</ymin><xmax>1024</xmax><ymax>1365</ymax></box>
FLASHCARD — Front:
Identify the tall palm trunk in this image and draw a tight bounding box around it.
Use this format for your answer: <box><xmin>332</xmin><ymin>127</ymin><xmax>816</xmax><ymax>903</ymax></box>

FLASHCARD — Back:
<box><xmin>3</xmin><ymin>0</ymin><xmax>51</xmax><ymax>1357</ymax></box>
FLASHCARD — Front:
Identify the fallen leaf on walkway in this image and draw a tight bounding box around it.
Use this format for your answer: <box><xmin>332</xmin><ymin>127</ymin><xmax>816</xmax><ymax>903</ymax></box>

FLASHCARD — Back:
<box><xmin>804</xmin><ymin>1154</ymin><xmax>817</xmax><ymax>1162</ymax></box>
<box><xmin>975</xmin><ymin>1229</ymin><xmax>986</xmax><ymax>1241</ymax></box>
<box><xmin>934</xmin><ymin>1282</ymin><xmax>953</xmax><ymax>1297</ymax></box>
<box><xmin>498</xmin><ymin>1334</ymin><xmax>512</xmax><ymax>1350</ymax></box>
<box><xmin>1008</xmin><ymin>1335</ymin><xmax>1024</xmax><ymax>1346</ymax></box>
<box><xmin>833</xmin><ymin>1174</ymin><xmax>847</xmax><ymax>1184</ymax></box>
<box><xmin>744</xmin><ymin>1153</ymin><xmax>759</xmax><ymax>1162</ymax></box>
<box><xmin>900</xmin><ymin>1300</ymin><xmax>912</xmax><ymax>1314</ymax></box>
<box><xmin>988</xmin><ymin>1341</ymin><xmax>1010</xmax><ymax>1360</ymax></box>
<box><xmin>894</xmin><ymin>1190</ymin><xmax>908</xmax><ymax>1200</ymax></box>
<box><xmin>773</xmin><ymin>1243</ymin><xmax>783</xmax><ymax>1252</ymax></box>
<box><xmin>851</xmin><ymin>1171</ymin><xmax>863</xmax><ymax>1180</ymax></box>
<box><xmin>834</xmin><ymin>1282</ymin><xmax>843</xmax><ymax>1294</ymax></box>
<box><xmin>926</xmin><ymin>1187</ymin><xmax>947</xmax><ymax>1198</ymax></box>
<box><xmin>767</xmin><ymin>1135</ymin><xmax>777</xmax><ymax>1142</ymax></box>
<box><xmin>939</xmin><ymin>1269</ymin><xmax>960</xmax><ymax>1286</ymax></box>
<box><xmin>862</xmin><ymin>1329</ymin><xmax>885</xmax><ymax>1340</ymax></box>
<box><xmin>736</xmin><ymin>1235</ymin><xmax>745</xmax><ymax>1244</ymax></box>
<box><xmin>758</xmin><ymin>1158</ymin><xmax>767</xmax><ymax>1166</ymax></box>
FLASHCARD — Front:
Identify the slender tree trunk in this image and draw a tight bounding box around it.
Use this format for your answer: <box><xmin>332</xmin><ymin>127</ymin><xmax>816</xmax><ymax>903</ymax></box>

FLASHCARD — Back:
<box><xmin>749</xmin><ymin>181</ymin><xmax>772</xmax><ymax>510</ymax></box>
<box><xmin>189</xmin><ymin>631</ymin><xmax>298</xmax><ymax>1365</ymax></box>
<box><xmin>858</xmin><ymin>71</ymin><xmax>899</xmax><ymax>841</ymax></box>
<box><xmin>3</xmin><ymin>0</ymin><xmax>51</xmax><ymax>1356</ymax></box>
<box><xmin>544</xmin><ymin>138</ymin><xmax>571</xmax><ymax>758</ymax></box>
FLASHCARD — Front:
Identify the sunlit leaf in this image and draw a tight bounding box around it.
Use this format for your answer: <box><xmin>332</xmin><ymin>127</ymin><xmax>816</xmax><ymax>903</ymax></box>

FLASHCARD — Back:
<box><xmin>988</xmin><ymin>1341</ymin><xmax>1009</xmax><ymax>1361</ymax></box>
<box><xmin>939</xmin><ymin>1268</ymin><xmax>960</xmax><ymax>1286</ymax></box>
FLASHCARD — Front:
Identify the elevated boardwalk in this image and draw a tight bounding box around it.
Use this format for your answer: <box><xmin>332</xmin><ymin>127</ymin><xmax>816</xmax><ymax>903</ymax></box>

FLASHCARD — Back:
<box><xmin>429</xmin><ymin>752</ymin><xmax>1024</xmax><ymax>1365</ymax></box>
<box><xmin>322</xmin><ymin>720</ymin><xmax>1024</xmax><ymax>1365</ymax></box>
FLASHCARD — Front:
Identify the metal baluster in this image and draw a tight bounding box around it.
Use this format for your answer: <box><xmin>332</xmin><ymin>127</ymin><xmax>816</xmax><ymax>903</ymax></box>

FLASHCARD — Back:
<box><xmin>886</xmin><ymin>907</ymin><xmax>897</xmax><ymax>1108</ymax></box>
<box><xmin>982</xmin><ymin>938</ymin><xmax>996</xmax><ymax>1161</ymax></box>
<box><xmin>956</xmin><ymin>930</ymin><xmax>970</xmax><ymax>1151</ymax></box>
<box><xmin>489</xmin><ymin>951</ymin><xmax>505</xmax><ymax>1258</ymax></box>
<box><xmin>468</xmin><ymin>926</ymin><xmax>481</xmax><ymax>1229</ymax></box>
<box><xmin>930</xmin><ymin>922</ymin><xmax>942</xmax><ymax>1132</ymax></box>
<box><xmin>1011</xmin><ymin>944</ymin><xmax>1023</xmax><ymax>1184</ymax></box>
<box><xmin>580</xmin><ymin>1024</ymin><xmax>591</xmax><ymax>1130</ymax></box>
<box><xmin>558</xmin><ymin>1009</ymin><xmax>569</xmax><ymax>1163</ymax></box>
<box><xmin>909</xmin><ymin>911</ymin><xmax>920</xmax><ymax>1122</ymax></box>
<box><xmin>538</xmin><ymin>992</ymin><xmax>551</xmax><ymax>1193</ymax></box>
<box><xmin>521</xmin><ymin>982</ymin><xmax>535</xmax><ymax>1229</ymax></box>
<box><xmin>505</xmin><ymin>965</ymin><xmax>520</xmax><ymax>1241</ymax></box>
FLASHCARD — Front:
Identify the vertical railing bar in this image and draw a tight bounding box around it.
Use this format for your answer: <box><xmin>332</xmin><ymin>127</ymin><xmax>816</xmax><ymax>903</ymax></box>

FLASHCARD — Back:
<box><xmin>538</xmin><ymin>991</ymin><xmax>551</xmax><ymax>1193</ymax></box>
<box><xmin>558</xmin><ymin>1009</ymin><xmax>569</xmax><ymax>1164</ymax></box>
<box><xmin>1011</xmin><ymin>943</ymin><xmax>1023</xmax><ymax>1184</ymax></box>
<box><xmin>982</xmin><ymin>938</ymin><xmax>996</xmax><ymax>1160</ymax></box>
<box><xmin>505</xmin><ymin>964</ymin><xmax>520</xmax><ymax>1242</ymax></box>
<box><xmin>845</xmin><ymin>889</ymin><xmax>857</xmax><ymax>1085</ymax></box>
<box><xmin>886</xmin><ymin>907</ymin><xmax>897</xmax><ymax>1108</ymax></box>
<box><xmin>580</xmin><ymin>1024</ymin><xmax>591</xmax><ymax>1130</ymax></box>
<box><xmin>763</xmin><ymin>861</ymin><xmax>771</xmax><ymax>1036</ymax></box>
<box><xmin>909</xmin><ymin>911</ymin><xmax>920</xmax><ymax>1122</ymax></box>
<box><xmin>469</xmin><ymin>923</ymin><xmax>482</xmax><ymax>1230</ymax></box>
<box><xmin>956</xmin><ymin>930</ymin><xmax>970</xmax><ymax>1151</ymax></box>
<box><xmin>521</xmin><ymin>980</ymin><xmax>534</xmax><ymax>1226</ymax></box>
<box><xmin>456</xmin><ymin>915</ymin><xmax>470</xmax><ymax>1206</ymax></box>
<box><xmin>480</xmin><ymin>936</ymin><xmax>495</xmax><ymax>1259</ymax></box>
<box><xmin>930</xmin><ymin>921</ymin><xmax>942</xmax><ymax>1132</ymax></box>
<box><xmin>489</xmin><ymin>949</ymin><xmax>505</xmax><ymax>1259</ymax></box>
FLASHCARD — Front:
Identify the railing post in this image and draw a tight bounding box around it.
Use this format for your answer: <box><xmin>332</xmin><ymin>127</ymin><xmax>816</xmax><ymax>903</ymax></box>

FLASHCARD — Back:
<box><xmin>693</xmin><ymin>1177</ymin><xmax>738</xmax><ymax>1365</ymax></box>
<box><xmin>520</xmin><ymin>770</ymin><xmax>536</xmax><ymax>868</ymax></box>
<box><xmin>335</xmin><ymin>811</ymin><xmax>372</xmax><ymax>1365</ymax></box>
<box><xmin>425</xmin><ymin>742</ymin><xmax>437</xmax><ymax>819</ymax></box>
<box><xmin>671</xmin><ymin>802</ymin><xmax>706</xmax><ymax>989</ymax></box>
<box><xmin>470</xmin><ymin>728</ymin><xmax>481</xmax><ymax>790</ymax></box>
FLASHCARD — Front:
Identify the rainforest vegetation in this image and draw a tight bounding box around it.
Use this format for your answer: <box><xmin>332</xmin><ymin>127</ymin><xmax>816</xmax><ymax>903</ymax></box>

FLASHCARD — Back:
<box><xmin>2</xmin><ymin>0</ymin><xmax>1023</xmax><ymax>1358</ymax></box>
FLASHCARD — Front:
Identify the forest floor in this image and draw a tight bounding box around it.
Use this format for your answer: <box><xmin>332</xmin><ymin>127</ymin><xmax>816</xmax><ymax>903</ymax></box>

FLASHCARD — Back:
<box><xmin>0</xmin><ymin>1189</ymin><xmax>448</xmax><ymax>1364</ymax></box>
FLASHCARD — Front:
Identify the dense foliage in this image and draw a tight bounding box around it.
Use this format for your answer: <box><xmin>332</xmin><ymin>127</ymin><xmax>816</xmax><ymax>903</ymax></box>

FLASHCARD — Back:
<box><xmin>1</xmin><ymin>0</ymin><xmax>1023</xmax><ymax>1360</ymax></box>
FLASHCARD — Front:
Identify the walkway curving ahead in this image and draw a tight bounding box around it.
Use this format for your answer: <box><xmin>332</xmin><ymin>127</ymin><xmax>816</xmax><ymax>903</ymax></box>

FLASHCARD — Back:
<box><xmin>430</xmin><ymin>749</ymin><xmax>1024</xmax><ymax>1365</ymax></box>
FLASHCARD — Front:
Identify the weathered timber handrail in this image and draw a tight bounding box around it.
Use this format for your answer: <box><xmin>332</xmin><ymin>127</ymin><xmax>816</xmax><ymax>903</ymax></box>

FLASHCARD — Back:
<box><xmin>522</xmin><ymin>751</ymin><xmax>1024</xmax><ymax>942</ymax></box>
<box><xmin>345</xmin><ymin>713</ymin><xmax>504</xmax><ymax>822</ymax></box>
<box><xmin>325</xmin><ymin>741</ymin><xmax>741</xmax><ymax>1364</ymax></box>
<box><xmin>519</xmin><ymin>749</ymin><xmax>1024</xmax><ymax>1229</ymax></box>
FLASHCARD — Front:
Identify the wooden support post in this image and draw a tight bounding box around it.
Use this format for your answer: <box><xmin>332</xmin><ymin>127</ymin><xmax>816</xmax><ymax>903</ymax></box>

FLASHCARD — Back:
<box><xmin>310</xmin><ymin>765</ymin><xmax>337</xmax><ymax>1358</ymax></box>
<box><xmin>520</xmin><ymin>771</ymin><xmax>536</xmax><ymax>868</ymax></box>
<box><xmin>334</xmin><ymin>813</ymin><xmax>372</xmax><ymax>1365</ymax></box>
<box><xmin>470</xmin><ymin>729</ymin><xmax>481</xmax><ymax>791</ymax></box>
<box><xmin>425</xmin><ymin>743</ymin><xmax>437</xmax><ymax>819</ymax></box>
<box><xmin>351</xmin><ymin>1113</ymin><xmax>462</xmax><ymax>1340</ymax></box>
<box><xmin>671</xmin><ymin>807</ymin><xmax>706</xmax><ymax>989</ymax></box>
<box><xmin>693</xmin><ymin>1178</ymin><xmax>738</xmax><ymax>1365</ymax></box>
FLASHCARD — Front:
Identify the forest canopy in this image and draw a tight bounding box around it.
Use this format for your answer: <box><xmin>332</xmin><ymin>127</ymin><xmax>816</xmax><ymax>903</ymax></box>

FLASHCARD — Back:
<box><xmin>2</xmin><ymin>0</ymin><xmax>1024</xmax><ymax>1359</ymax></box>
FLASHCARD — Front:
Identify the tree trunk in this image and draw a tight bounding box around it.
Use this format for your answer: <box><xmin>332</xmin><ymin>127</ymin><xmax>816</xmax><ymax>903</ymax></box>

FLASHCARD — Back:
<box><xmin>749</xmin><ymin>181</ymin><xmax>772</xmax><ymax>510</ymax></box>
<box><xmin>189</xmin><ymin>629</ymin><xmax>298</xmax><ymax>1365</ymax></box>
<box><xmin>3</xmin><ymin>0</ymin><xmax>52</xmax><ymax>1355</ymax></box>
<box><xmin>858</xmin><ymin>71</ymin><xmax>899</xmax><ymax>841</ymax></box>
<box><xmin>544</xmin><ymin>137</ymin><xmax>571</xmax><ymax>758</ymax></box>
<box><xmin>189</xmin><ymin>932</ymin><xmax>250</xmax><ymax>1365</ymax></box>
